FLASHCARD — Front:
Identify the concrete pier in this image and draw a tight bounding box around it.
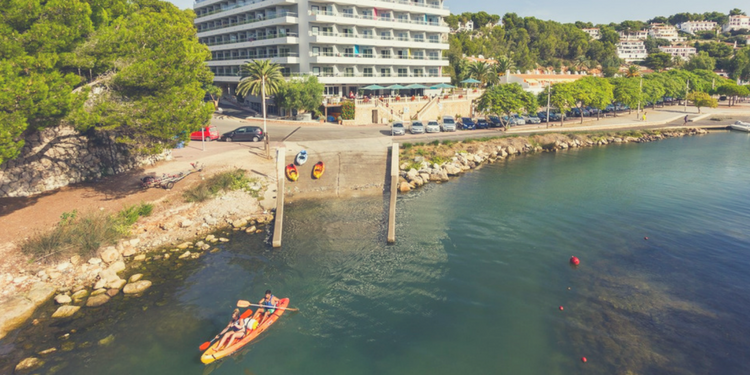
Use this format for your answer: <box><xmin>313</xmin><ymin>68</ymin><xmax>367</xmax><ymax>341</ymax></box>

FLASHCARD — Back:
<box><xmin>272</xmin><ymin>147</ymin><xmax>285</xmax><ymax>248</ymax></box>
<box><xmin>387</xmin><ymin>143</ymin><xmax>399</xmax><ymax>244</ymax></box>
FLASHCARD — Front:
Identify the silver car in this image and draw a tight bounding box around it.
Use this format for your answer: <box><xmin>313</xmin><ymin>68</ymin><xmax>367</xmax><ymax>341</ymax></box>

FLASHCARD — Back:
<box><xmin>441</xmin><ymin>116</ymin><xmax>457</xmax><ymax>132</ymax></box>
<box><xmin>392</xmin><ymin>122</ymin><xmax>405</xmax><ymax>136</ymax></box>
<box><xmin>410</xmin><ymin>121</ymin><xmax>425</xmax><ymax>134</ymax></box>
<box><xmin>524</xmin><ymin>113</ymin><xmax>541</xmax><ymax>124</ymax></box>
<box><xmin>426</xmin><ymin>120</ymin><xmax>440</xmax><ymax>133</ymax></box>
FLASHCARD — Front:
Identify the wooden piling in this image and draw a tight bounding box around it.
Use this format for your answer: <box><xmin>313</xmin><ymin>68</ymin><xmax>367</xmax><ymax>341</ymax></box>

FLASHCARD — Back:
<box><xmin>387</xmin><ymin>143</ymin><xmax>399</xmax><ymax>244</ymax></box>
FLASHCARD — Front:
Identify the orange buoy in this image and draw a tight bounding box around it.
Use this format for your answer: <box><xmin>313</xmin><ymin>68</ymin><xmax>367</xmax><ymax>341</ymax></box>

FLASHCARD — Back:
<box><xmin>559</xmin><ymin>306</ymin><xmax>564</xmax><ymax>311</ymax></box>
<box><xmin>581</xmin><ymin>357</ymin><xmax>587</xmax><ymax>363</ymax></box>
<box><xmin>570</xmin><ymin>256</ymin><xmax>580</xmax><ymax>266</ymax></box>
<box><xmin>644</xmin><ymin>236</ymin><xmax>649</xmax><ymax>240</ymax></box>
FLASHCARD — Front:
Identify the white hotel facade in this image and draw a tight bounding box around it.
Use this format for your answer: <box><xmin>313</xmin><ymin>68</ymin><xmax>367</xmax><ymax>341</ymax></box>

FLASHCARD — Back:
<box><xmin>193</xmin><ymin>0</ymin><xmax>451</xmax><ymax>99</ymax></box>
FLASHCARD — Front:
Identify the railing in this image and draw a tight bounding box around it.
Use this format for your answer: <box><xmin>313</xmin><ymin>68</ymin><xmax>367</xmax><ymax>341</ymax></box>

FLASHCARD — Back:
<box><xmin>309</xmin><ymin>32</ymin><xmax>444</xmax><ymax>44</ymax></box>
<box><xmin>203</xmin><ymin>32</ymin><xmax>298</xmax><ymax>46</ymax></box>
<box><xmin>308</xmin><ymin>52</ymin><xmax>448</xmax><ymax>61</ymax></box>
<box><xmin>355</xmin><ymin>93</ymin><xmax>470</xmax><ymax>107</ymax></box>
<box><xmin>211</xmin><ymin>52</ymin><xmax>299</xmax><ymax>60</ymax></box>
<box><xmin>195</xmin><ymin>0</ymin><xmax>298</xmax><ymax>19</ymax></box>
<box><xmin>307</xmin><ymin>10</ymin><xmax>447</xmax><ymax>27</ymax></box>
<box><xmin>197</xmin><ymin>12</ymin><xmax>298</xmax><ymax>32</ymax></box>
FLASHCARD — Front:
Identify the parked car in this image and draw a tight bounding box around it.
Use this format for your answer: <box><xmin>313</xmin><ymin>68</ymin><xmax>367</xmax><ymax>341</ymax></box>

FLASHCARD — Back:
<box><xmin>476</xmin><ymin>118</ymin><xmax>489</xmax><ymax>129</ymax></box>
<box><xmin>392</xmin><ymin>122</ymin><xmax>405</xmax><ymax>136</ymax></box>
<box><xmin>537</xmin><ymin>111</ymin><xmax>550</xmax><ymax>122</ymax></box>
<box><xmin>426</xmin><ymin>120</ymin><xmax>441</xmax><ymax>133</ymax></box>
<box><xmin>191</xmin><ymin>125</ymin><xmax>220</xmax><ymax>141</ymax></box>
<box><xmin>513</xmin><ymin>114</ymin><xmax>526</xmax><ymax>125</ymax></box>
<box><xmin>460</xmin><ymin>117</ymin><xmax>475</xmax><ymax>130</ymax></box>
<box><xmin>410</xmin><ymin>121</ymin><xmax>425</xmax><ymax>134</ymax></box>
<box><xmin>441</xmin><ymin>116</ymin><xmax>457</xmax><ymax>132</ymax></box>
<box><xmin>503</xmin><ymin>115</ymin><xmax>525</xmax><ymax>126</ymax></box>
<box><xmin>524</xmin><ymin>113</ymin><xmax>541</xmax><ymax>124</ymax></box>
<box><xmin>221</xmin><ymin>126</ymin><xmax>264</xmax><ymax>142</ymax></box>
<box><xmin>488</xmin><ymin>115</ymin><xmax>504</xmax><ymax>127</ymax></box>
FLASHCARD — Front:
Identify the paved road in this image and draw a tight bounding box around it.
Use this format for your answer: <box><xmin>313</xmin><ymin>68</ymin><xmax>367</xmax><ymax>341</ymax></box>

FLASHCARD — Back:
<box><xmin>205</xmin><ymin>104</ymin><xmax>750</xmax><ymax>147</ymax></box>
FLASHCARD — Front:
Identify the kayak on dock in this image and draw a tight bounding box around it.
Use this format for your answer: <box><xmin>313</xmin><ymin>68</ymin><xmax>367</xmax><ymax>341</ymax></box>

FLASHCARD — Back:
<box><xmin>313</xmin><ymin>161</ymin><xmax>325</xmax><ymax>179</ymax></box>
<box><xmin>296</xmin><ymin>150</ymin><xmax>308</xmax><ymax>165</ymax></box>
<box><xmin>201</xmin><ymin>298</ymin><xmax>290</xmax><ymax>364</ymax></box>
<box><xmin>286</xmin><ymin>164</ymin><xmax>298</xmax><ymax>181</ymax></box>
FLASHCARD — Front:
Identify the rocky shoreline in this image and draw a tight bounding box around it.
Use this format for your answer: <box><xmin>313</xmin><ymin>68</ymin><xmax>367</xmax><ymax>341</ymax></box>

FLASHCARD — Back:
<box><xmin>398</xmin><ymin>128</ymin><xmax>709</xmax><ymax>192</ymax></box>
<box><xmin>0</xmin><ymin>185</ymin><xmax>275</xmax><ymax>353</ymax></box>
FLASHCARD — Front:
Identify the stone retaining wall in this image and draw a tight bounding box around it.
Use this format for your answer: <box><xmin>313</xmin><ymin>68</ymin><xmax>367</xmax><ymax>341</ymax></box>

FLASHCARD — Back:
<box><xmin>0</xmin><ymin>127</ymin><xmax>171</xmax><ymax>198</ymax></box>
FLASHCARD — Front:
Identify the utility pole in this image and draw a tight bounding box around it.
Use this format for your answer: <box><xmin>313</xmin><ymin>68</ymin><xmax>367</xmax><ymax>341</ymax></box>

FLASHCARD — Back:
<box><xmin>637</xmin><ymin>77</ymin><xmax>642</xmax><ymax>119</ymax></box>
<box><xmin>262</xmin><ymin>76</ymin><xmax>270</xmax><ymax>159</ymax></box>
<box><xmin>546</xmin><ymin>82</ymin><xmax>551</xmax><ymax>127</ymax></box>
<box><xmin>684</xmin><ymin>79</ymin><xmax>689</xmax><ymax>113</ymax></box>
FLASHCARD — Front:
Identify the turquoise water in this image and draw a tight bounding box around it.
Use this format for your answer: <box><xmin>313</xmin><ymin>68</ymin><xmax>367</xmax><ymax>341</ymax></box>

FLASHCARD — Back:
<box><xmin>3</xmin><ymin>131</ymin><xmax>750</xmax><ymax>374</ymax></box>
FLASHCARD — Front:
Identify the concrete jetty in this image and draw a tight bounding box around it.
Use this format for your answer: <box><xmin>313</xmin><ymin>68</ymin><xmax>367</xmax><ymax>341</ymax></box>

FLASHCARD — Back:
<box><xmin>387</xmin><ymin>143</ymin><xmax>399</xmax><ymax>244</ymax></box>
<box><xmin>272</xmin><ymin>147</ymin><xmax>285</xmax><ymax>248</ymax></box>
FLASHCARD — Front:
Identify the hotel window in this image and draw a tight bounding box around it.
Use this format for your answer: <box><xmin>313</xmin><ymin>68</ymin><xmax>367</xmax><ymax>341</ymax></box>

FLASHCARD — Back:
<box><xmin>311</xmin><ymin>26</ymin><xmax>319</xmax><ymax>35</ymax></box>
<box><xmin>362</xmin><ymin>30</ymin><xmax>373</xmax><ymax>39</ymax></box>
<box><xmin>343</xmin><ymin>8</ymin><xmax>354</xmax><ymax>17</ymax></box>
<box><xmin>380</xmin><ymin>50</ymin><xmax>391</xmax><ymax>58</ymax></box>
<box><xmin>397</xmin><ymin>68</ymin><xmax>408</xmax><ymax>77</ymax></box>
<box><xmin>313</xmin><ymin>67</ymin><xmax>321</xmax><ymax>75</ymax></box>
<box><xmin>381</xmin><ymin>68</ymin><xmax>391</xmax><ymax>77</ymax></box>
<box><xmin>344</xmin><ymin>47</ymin><xmax>354</xmax><ymax>57</ymax></box>
<box><xmin>311</xmin><ymin>5</ymin><xmax>319</xmax><ymax>14</ymax></box>
<box><xmin>363</xmin><ymin>48</ymin><xmax>373</xmax><ymax>58</ymax></box>
<box><xmin>312</xmin><ymin>46</ymin><xmax>320</xmax><ymax>56</ymax></box>
<box><xmin>322</xmin><ymin>67</ymin><xmax>334</xmax><ymax>76</ymax></box>
<box><xmin>364</xmin><ymin>68</ymin><xmax>373</xmax><ymax>77</ymax></box>
<box><xmin>397</xmin><ymin>33</ymin><xmax>408</xmax><ymax>41</ymax></box>
<box><xmin>414</xmin><ymin>69</ymin><xmax>423</xmax><ymax>77</ymax></box>
<box><xmin>381</xmin><ymin>31</ymin><xmax>392</xmax><ymax>40</ymax></box>
<box><xmin>342</xmin><ymin>27</ymin><xmax>354</xmax><ymax>36</ymax></box>
<box><xmin>428</xmin><ymin>35</ymin><xmax>439</xmax><ymax>43</ymax></box>
<box><xmin>428</xmin><ymin>68</ymin><xmax>438</xmax><ymax>77</ymax></box>
<box><xmin>345</xmin><ymin>67</ymin><xmax>354</xmax><ymax>77</ymax></box>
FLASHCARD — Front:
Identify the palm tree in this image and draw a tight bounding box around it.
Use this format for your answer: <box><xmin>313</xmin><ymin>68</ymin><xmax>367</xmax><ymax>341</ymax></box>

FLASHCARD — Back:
<box><xmin>625</xmin><ymin>65</ymin><xmax>640</xmax><ymax>78</ymax></box>
<box><xmin>236</xmin><ymin>60</ymin><xmax>284</xmax><ymax>158</ymax></box>
<box><xmin>572</xmin><ymin>55</ymin><xmax>593</xmax><ymax>73</ymax></box>
<box><xmin>468</xmin><ymin>61</ymin><xmax>493</xmax><ymax>87</ymax></box>
<box><xmin>495</xmin><ymin>55</ymin><xmax>515</xmax><ymax>76</ymax></box>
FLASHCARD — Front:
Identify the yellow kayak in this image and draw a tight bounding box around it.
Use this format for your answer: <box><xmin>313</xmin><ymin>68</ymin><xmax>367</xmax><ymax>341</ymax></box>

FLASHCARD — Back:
<box><xmin>200</xmin><ymin>298</ymin><xmax>290</xmax><ymax>364</ymax></box>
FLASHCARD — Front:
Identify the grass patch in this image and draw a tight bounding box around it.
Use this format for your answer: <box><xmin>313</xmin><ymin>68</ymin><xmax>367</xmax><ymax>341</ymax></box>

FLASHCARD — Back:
<box><xmin>429</xmin><ymin>140</ymin><xmax>440</xmax><ymax>146</ymax></box>
<box><xmin>442</xmin><ymin>140</ymin><xmax>455</xmax><ymax>147</ymax></box>
<box><xmin>406</xmin><ymin>160</ymin><xmax>422</xmax><ymax>170</ymax></box>
<box><xmin>414</xmin><ymin>148</ymin><xmax>429</xmax><ymax>157</ymax></box>
<box><xmin>431</xmin><ymin>156</ymin><xmax>449</xmax><ymax>165</ymax></box>
<box><xmin>620</xmin><ymin>130</ymin><xmax>643</xmax><ymax>138</ymax></box>
<box><xmin>401</xmin><ymin>142</ymin><xmax>413</xmax><ymax>150</ymax></box>
<box><xmin>184</xmin><ymin>169</ymin><xmax>251</xmax><ymax>203</ymax></box>
<box><xmin>22</xmin><ymin>204</ymin><xmax>154</xmax><ymax>261</ymax></box>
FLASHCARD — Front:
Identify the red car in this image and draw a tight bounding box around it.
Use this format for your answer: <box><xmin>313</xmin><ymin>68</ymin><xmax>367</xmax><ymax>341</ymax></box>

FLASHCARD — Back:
<box><xmin>190</xmin><ymin>125</ymin><xmax>219</xmax><ymax>141</ymax></box>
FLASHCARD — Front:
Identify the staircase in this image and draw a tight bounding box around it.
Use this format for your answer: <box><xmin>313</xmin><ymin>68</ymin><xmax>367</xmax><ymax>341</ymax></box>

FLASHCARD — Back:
<box><xmin>413</xmin><ymin>97</ymin><xmax>439</xmax><ymax>121</ymax></box>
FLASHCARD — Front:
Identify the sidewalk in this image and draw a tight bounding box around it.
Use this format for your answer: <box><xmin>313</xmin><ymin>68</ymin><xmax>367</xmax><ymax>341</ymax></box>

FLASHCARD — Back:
<box><xmin>508</xmin><ymin>104</ymin><xmax>750</xmax><ymax>134</ymax></box>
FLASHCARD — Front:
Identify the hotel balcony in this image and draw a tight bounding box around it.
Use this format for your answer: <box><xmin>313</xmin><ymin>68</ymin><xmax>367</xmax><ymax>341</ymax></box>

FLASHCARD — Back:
<box><xmin>308</xmin><ymin>32</ymin><xmax>448</xmax><ymax>50</ymax></box>
<box><xmin>208</xmin><ymin>52</ymin><xmax>301</xmax><ymax>66</ymax></box>
<box><xmin>197</xmin><ymin>12</ymin><xmax>299</xmax><ymax>37</ymax></box>
<box><xmin>205</xmin><ymin>33</ymin><xmax>299</xmax><ymax>51</ymax></box>
<box><xmin>307</xmin><ymin>11</ymin><xmax>449</xmax><ymax>33</ymax></box>
<box><xmin>308</xmin><ymin>52</ymin><xmax>448</xmax><ymax>66</ymax></box>
<box><xmin>311</xmin><ymin>0</ymin><xmax>449</xmax><ymax>16</ymax></box>
<box><xmin>195</xmin><ymin>0</ymin><xmax>298</xmax><ymax>21</ymax></box>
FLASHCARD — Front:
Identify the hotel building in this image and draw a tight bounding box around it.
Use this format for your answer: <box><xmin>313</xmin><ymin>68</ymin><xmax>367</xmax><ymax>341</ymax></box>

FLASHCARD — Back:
<box><xmin>193</xmin><ymin>0</ymin><xmax>452</xmax><ymax>100</ymax></box>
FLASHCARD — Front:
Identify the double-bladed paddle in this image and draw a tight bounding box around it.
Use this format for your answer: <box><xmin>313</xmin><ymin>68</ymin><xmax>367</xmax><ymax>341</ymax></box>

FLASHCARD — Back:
<box><xmin>236</xmin><ymin>300</ymin><xmax>299</xmax><ymax>311</ymax></box>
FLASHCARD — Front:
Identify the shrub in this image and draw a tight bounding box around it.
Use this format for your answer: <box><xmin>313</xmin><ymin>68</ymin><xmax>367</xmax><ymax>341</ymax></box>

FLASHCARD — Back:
<box><xmin>22</xmin><ymin>204</ymin><xmax>154</xmax><ymax>260</ymax></box>
<box><xmin>341</xmin><ymin>100</ymin><xmax>355</xmax><ymax>120</ymax></box>
<box><xmin>415</xmin><ymin>148</ymin><xmax>428</xmax><ymax>156</ymax></box>
<box><xmin>402</xmin><ymin>142</ymin><xmax>413</xmax><ymax>149</ymax></box>
<box><xmin>442</xmin><ymin>140</ymin><xmax>455</xmax><ymax>147</ymax></box>
<box><xmin>429</xmin><ymin>140</ymin><xmax>440</xmax><ymax>146</ymax></box>
<box><xmin>184</xmin><ymin>169</ymin><xmax>251</xmax><ymax>203</ymax></box>
<box><xmin>431</xmin><ymin>156</ymin><xmax>449</xmax><ymax>165</ymax></box>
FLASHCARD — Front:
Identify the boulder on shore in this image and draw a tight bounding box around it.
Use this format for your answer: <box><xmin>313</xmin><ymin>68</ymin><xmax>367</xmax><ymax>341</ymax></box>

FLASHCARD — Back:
<box><xmin>86</xmin><ymin>294</ymin><xmax>110</xmax><ymax>307</ymax></box>
<box><xmin>0</xmin><ymin>283</ymin><xmax>56</xmax><ymax>340</ymax></box>
<box><xmin>52</xmin><ymin>305</ymin><xmax>80</xmax><ymax>318</ymax></box>
<box><xmin>123</xmin><ymin>280</ymin><xmax>152</xmax><ymax>295</ymax></box>
<box><xmin>15</xmin><ymin>357</ymin><xmax>44</xmax><ymax>372</ymax></box>
<box><xmin>54</xmin><ymin>294</ymin><xmax>72</xmax><ymax>305</ymax></box>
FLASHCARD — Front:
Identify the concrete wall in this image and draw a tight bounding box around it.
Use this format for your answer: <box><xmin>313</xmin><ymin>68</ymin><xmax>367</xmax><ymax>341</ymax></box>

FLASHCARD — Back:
<box><xmin>282</xmin><ymin>139</ymin><xmax>391</xmax><ymax>200</ymax></box>
<box><xmin>354</xmin><ymin>98</ymin><xmax>472</xmax><ymax>125</ymax></box>
<box><xmin>0</xmin><ymin>127</ymin><xmax>170</xmax><ymax>198</ymax></box>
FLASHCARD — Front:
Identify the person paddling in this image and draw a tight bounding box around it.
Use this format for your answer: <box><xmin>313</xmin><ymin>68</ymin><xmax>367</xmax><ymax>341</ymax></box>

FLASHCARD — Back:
<box><xmin>258</xmin><ymin>290</ymin><xmax>280</xmax><ymax>325</ymax></box>
<box><xmin>217</xmin><ymin>309</ymin><xmax>258</xmax><ymax>349</ymax></box>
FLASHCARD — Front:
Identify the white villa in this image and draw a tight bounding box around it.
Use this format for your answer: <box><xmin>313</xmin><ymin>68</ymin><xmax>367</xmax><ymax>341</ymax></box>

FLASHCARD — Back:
<box><xmin>648</xmin><ymin>23</ymin><xmax>684</xmax><ymax>42</ymax></box>
<box><xmin>658</xmin><ymin>45</ymin><xmax>697</xmax><ymax>61</ymax></box>
<box><xmin>679</xmin><ymin>21</ymin><xmax>717</xmax><ymax>35</ymax></box>
<box><xmin>723</xmin><ymin>15</ymin><xmax>750</xmax><ymax>32</ymax></box>
<box><xmin>616</xmin><ymin>39</ymin><xmax>648</xmax><ymax>62</ymax></box>
<box><xmin>582</xmin><ymin>28</ymin><xmax>600</xmax><ymax>40</ymax></box>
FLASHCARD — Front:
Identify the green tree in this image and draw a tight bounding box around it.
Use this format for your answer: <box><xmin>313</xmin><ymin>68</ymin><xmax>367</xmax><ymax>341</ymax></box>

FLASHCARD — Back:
<box><xmin>715</xmin><ymin>82</ymin><xmax>750</xmax><ymax>106</ymax></box>
<box><xmin>468</xmin><ymin>61</ymin><xmax>495</xmax><ymax>86</ymax></box>
<box><xmin>610</xmin><ymin>77</ymin><xmax>640</xmax><ymax>116</ymax></box>
<box><xmin>644</xmin><ymin>38</ymin><xmax>672</xmax><ymax>54</ymax></box>
<box><xmin>729</xmin><ymin>8</ymin><xmax>746</xmax><ymax>16</ymax></box>
<box><xmin>728</xmin><ymin>47</ymin><xmax>750</xmax><ymax>81</ymax></box>
<box><xmin>686</xmin><ymin>91</ymin><xmax>717</xmax><ymax>113</ymax></box>
<box><xmin>477</xmin><ymin>83</ymin><xmax>537</xmax><ymax>127</ymax></box>
<box><xmin>237</xmin><ymin>59</ymin><xmax>283</xmax><ymax>158</ymax></box>
<box><xmin>684</xmin><ymin>51</ymin><xmax>716</xmax><ymax>71</ymax></box>
<box><xmin>644</xmin><ymin>52</ymin><xmax>675</xmax><ymax>71</ymax></box>
<box><xmin>625</xmin><ymin>65</ymin><xmax>640</xmax><ymax>77</ymax></box>
<box><xmin>548</xmin><ymin>82</ymin><xmax>577</xmax><ymax>125</ymax></box>
<box><xmin>205</xmin><ymin>85</ymin><xmax>223</xmax><ymax>110</ymax></box>
<box><xmin>274</xmin><ymin>75</ymin><xmax>323</xmax><ymax>116</ymax></box>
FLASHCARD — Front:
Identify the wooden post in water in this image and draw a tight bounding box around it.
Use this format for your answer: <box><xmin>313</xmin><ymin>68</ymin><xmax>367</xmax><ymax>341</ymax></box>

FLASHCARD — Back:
<box><xmin>387</xmin><ymin>143</ymin><xmax>399</xmax><ymax>244</ymax></box>
<box><xmin>272</xmin><ymin>147</ymin><xmax>285</xmax><ymax>248</ymax></box>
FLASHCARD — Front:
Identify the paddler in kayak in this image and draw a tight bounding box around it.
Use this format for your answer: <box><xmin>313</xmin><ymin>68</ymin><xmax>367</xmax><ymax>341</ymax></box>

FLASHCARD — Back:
<box><xmin>216</xmin><ymin>309</ymin><xmax>259</xmax><ymax>349</ymax></box>
<box><xmin>257</xmin><ymin>290</ymin><xmax>280</xmax><ymax>325</ymax></box>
